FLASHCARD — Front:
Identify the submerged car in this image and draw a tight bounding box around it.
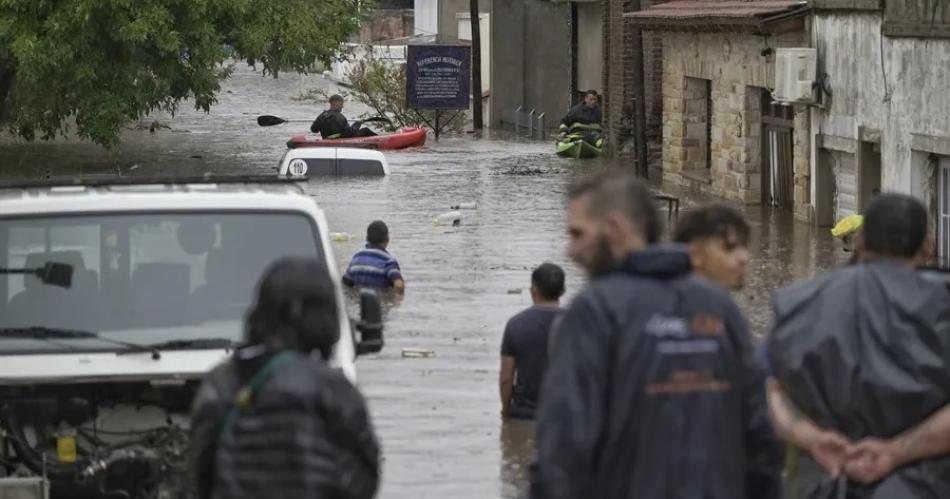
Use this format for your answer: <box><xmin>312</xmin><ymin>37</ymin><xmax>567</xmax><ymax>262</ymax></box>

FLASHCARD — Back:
<box><xmin>0</xmin><ymin>175</ymin><xmax>383</xmax><ymax>499</ymax></box>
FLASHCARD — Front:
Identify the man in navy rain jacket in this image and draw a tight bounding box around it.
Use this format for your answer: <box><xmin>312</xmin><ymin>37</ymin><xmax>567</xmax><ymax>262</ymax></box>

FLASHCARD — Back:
<box><xmin>530</xmin><ymin>170</ymin><xmax>782</xmax><ymax>499</ymax></box>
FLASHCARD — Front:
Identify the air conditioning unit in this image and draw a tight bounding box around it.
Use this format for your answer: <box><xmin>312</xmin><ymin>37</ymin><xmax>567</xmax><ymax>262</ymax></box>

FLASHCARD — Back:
<box><xmin>773</xmin><ymin>48</ymin><xmax>817</xmax><ymax>104</ymax></box>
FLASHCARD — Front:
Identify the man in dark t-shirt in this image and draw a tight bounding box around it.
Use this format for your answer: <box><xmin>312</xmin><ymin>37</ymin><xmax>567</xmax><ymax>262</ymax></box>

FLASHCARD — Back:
<box><xmin>500</xmin><ymin>262</ymin><xmax>566</xmax><ymax>420</ymax></box>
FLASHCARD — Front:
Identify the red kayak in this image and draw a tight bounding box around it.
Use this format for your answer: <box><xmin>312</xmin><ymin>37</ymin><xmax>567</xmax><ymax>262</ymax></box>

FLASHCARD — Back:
<box><xmin>287</xmin><ymin>127</ymin><xmax>427</xmax><ymax>150</ymax></box>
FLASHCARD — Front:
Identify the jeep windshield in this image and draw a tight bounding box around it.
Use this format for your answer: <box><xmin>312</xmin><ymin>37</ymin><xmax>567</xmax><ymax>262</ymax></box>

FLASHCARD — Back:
<box><xmin>0</xmin><ymin>212</ymin><xmax>324</xmax><ymax>354</ymax></box>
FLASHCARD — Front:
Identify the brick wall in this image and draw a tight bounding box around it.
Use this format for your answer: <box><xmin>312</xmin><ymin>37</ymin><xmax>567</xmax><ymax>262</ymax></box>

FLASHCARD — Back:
<box><xmin>602</xmin><ymin>0</ymin><xmax>664</xmax><ymax>167</ymax></box>
<box><xmin>602</xmin><ymin>0</ymin><xmax>631</xmax><ymax>158</ymax></box>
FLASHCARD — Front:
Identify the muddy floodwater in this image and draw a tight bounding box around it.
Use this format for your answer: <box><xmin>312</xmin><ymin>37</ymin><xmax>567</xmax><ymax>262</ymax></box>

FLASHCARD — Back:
<box><xmin>0</xmin><ymin>63</ymin><xmax>848</xmax><ymax>498</ymax></box>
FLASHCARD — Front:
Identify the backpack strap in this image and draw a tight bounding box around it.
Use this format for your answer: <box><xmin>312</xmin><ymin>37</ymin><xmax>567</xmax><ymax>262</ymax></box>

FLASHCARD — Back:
<box><xmin>218</xmin><ymin>351</ymin><xmax>297</xmax><ymax>442</ymax></box>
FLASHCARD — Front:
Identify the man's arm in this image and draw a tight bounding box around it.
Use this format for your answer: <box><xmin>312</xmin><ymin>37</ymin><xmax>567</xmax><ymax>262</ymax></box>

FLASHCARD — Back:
<box><xmin>499</xmin><ymin>356</ymin><xmax>515</xmax><ymax>416</ymax></box>
<box><xmin>845</xmin><ymin>404</ymin><xmax>950</xmax><ymax>484</ymax></box>
<box><xmin>766</xmin><ymin>378</ymin><xmax>851</xmax><ymax>476</ymax></box>
<box><xmin>529</xmin><ymin>291</ymin><xmax>610</xmax><ymax>499</ymax></box>
<box><xmin>726</xmin><ymin>307</ymin><xmax>783</xmax><ymax>499</ymax></box>
<box><xmin>386</xmin><ymin>259</ymin><xmax>405</xmax><ymax>293</ymax></box>
<box><xmin>560</xmin><ymin>105</ymin><xmax>578</xmax><ymax>127</ymax></box>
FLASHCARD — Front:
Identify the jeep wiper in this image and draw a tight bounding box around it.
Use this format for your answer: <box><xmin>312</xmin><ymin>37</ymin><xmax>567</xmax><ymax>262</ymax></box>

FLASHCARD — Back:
<box><xmin>0</xmin><ymin>326</ymin><xmax>98</xmax><ymax>339</ymax></box>
<box><xmin>0</xmin><ymin>327</ymin><xmax>148</xmax><ymax>352</ymax></box>
<box><xmin>116</xmin><ymin>337</ymin><xmax>239</xmax><ymax>357</ymax></box>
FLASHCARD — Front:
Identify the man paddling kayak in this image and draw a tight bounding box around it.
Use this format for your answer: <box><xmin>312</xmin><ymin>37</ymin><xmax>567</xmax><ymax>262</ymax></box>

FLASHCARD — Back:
<box><xmin>557</xmin><ymin>90</ymin><xmax>603</xmax><ymax>154</ymax></box>
<box><xmin>311</xmin><ymin>95</ymin><xmax>377</xmax><ymax>139</ymax></box>
<box><xmin>559</xmin><ymin>90</ymin><xmax>602</xmax><ymax>132</ymax></box>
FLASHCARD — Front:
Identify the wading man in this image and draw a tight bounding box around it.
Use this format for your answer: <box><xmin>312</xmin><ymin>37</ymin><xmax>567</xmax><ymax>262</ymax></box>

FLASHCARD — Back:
<box><xmin>343</xmin><ymin>221</ymin><xmax>405</xmax><ymax>293</ymax></box>
<box><xmin>499</xmin><ymin>262</ymin><xmax>565</xmax><ymax>420</ymax></box>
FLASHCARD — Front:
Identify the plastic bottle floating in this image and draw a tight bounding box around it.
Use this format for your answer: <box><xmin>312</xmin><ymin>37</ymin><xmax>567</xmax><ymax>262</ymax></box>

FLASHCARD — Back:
<box><xmin>450</xmin><ymin>202</ymin><xmax>477</xmax><ymax>210</ymax></box>
<box><xmin>433</xmin><ymin>211</ymin><xmax>462</xmax><ymax>226</ymax></box>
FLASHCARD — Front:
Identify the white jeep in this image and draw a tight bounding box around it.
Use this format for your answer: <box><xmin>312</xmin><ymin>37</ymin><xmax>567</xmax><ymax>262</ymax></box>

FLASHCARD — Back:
<box><xmin>0</xmin><ymin>175</ymin><xmax>383</xmax><ymax>499</ymax></box>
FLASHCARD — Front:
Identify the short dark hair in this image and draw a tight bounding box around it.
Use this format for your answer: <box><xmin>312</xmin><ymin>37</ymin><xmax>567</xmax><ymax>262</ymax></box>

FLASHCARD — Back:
<box><xmin>329</xmin><ymin>94</ymin><xmax>344</xmax><ymax>103</ymax></box>
<box><xmin>532</xmin><ymin>262</ymin><xmax>566</xmax><ymax>301</ymax></box>
<box><xmin>673</xmin><ymin>205</ymin><xmax>750</xmax><ymax>246</ymax></box>
<box><xmin>367</xmin><ymin>220</ymin><xmax>389</xmax><ymax>245</ymax></box>
<box><xmin>567</xmin><ymin>170</ymin><xmax>661</xmax><ymax>244</ymax></box>
<box><xmin>584</xmin><ymin>89</ymin><xmax>599</xmax><ymax>98</ymax></box>
<box><xmin>862</xmin><ymin>193</ymin><xmax>928</xmax><ymax>259</ymax></box>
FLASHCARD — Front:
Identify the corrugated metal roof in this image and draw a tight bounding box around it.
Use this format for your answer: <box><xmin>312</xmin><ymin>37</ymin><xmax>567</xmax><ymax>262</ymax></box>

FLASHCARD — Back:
<box><xmin>626</xmin><ymin>0</ymin><xmax>808</xmax><ymax>28</ymax></box>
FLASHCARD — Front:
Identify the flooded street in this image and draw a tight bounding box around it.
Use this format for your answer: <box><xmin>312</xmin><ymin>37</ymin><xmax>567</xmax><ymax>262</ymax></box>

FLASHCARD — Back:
<box><xmin>0</xmin><ymin>63</ymin><xmax>848</xmax><ymax>498</ymax></box>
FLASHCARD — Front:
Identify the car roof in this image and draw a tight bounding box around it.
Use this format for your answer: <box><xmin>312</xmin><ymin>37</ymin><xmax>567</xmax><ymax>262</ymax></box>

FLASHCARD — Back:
<box><xmin>0</xmin><ymin>179</ymin><xmax>321</xmax><ymax>218</ymax></box>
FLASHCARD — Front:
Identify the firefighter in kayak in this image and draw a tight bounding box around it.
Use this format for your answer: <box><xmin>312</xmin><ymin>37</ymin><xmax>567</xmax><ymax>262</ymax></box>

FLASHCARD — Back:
<box><xmin>558</xmin><ymin>90</ymin><xmax>603</xmax><ymax>147</ymax></box>
<box><xmin>310</xmin><ymin>94</ymin><xmax>377</xmax><ymax>139</ymax></box>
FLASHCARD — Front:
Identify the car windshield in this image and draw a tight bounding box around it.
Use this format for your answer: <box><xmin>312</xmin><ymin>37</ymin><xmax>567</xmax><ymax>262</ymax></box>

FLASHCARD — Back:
<box><xmin>0</xmin><ymin>212</ymin><xmax>323</xmax><ymax>352</ymax></box>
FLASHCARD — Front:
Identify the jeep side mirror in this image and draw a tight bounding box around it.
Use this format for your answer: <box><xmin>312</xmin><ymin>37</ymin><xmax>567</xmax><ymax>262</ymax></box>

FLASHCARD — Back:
<box><xmin>355</xmin><ymin>289</ymin><xmax>383</xmax><ymax>355</ymax></box>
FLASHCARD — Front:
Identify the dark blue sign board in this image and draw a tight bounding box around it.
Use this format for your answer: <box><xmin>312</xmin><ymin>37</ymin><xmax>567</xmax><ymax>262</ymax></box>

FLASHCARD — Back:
<box><xmin>406</xmin><ymin>45</ymin><xmax>471</xmax><ymax>110</ymax></box>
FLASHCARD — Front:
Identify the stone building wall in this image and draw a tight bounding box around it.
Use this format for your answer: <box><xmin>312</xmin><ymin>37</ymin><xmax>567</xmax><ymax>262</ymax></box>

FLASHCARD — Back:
<box><xmin>661</xmin><ymin>29</ymin><xmax>811</xmax><ymax>220</ymax></box>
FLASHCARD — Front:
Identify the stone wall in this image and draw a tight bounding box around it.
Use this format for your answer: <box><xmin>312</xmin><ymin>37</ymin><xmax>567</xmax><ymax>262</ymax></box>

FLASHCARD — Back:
<box><xmin>359</xmin><ymin>9</ymin><xmax>414</xmax><ymax>42</ymax></box>
<box><xmin>661</xmin><ymin>29</ymin><xmax>811</xmax><ymax>219</ymax></box>
<box><xmin>813</xmin><ymin>13</ymin><xmax>950</xmax><ymax>208</ymax></box>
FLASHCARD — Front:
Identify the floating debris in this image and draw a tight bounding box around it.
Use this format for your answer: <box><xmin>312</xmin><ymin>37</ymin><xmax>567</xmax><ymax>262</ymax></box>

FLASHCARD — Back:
<box><xmin>402</xmin><ymin>348</ymin><xmax>436</xmax><ymax>358</ymax></box>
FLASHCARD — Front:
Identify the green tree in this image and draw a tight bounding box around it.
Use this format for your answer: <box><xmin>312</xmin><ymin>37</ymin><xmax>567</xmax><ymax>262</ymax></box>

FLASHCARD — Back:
<box><xmin>343</xmin><ymin>47</ymin><xmax>465</xmax><ymax>133</ymax></box>
<box><xmin>0</xmin><ymin>0</ymin><xmax>364</xmax><ymax>147</ymax></box>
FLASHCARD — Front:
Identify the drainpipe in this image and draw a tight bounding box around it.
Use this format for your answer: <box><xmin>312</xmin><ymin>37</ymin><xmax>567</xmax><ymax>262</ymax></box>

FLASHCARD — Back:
<box><xmin>809</xmin><ymin>14</ymin><xmax>819</xmax><ymax>222</ymax></box>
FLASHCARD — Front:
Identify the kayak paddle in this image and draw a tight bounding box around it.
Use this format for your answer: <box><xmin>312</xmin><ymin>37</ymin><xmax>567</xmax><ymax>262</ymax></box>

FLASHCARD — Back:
<box><xmin>257</xmin><ymin>115</ymin><xmax>311</xmax><ymax>127</ymax></box>
<box><xmin>256</xmin><ymin>115</ymin><xmax>393</xmax><ymax>127</ymax></box>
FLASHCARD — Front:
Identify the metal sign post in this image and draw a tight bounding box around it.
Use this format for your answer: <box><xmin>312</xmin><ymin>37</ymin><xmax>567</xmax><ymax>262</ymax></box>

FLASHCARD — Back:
<box><xmin>406</xmin><ymin>44</ymin><xmax>471</xmax><ymax>141</ymax></box>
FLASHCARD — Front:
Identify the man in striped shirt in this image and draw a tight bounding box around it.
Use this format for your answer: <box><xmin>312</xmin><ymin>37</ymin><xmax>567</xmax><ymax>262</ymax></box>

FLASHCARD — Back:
<box><xmin>342</xmin><ymin>221</ymin><xmax>405</xmax><ymax>292</ymax></box>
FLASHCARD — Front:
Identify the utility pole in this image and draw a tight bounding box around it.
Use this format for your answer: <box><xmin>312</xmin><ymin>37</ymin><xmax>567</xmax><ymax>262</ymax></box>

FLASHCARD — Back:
<box><xmin>470</xmin><ymin>0</ymin><xmax>483</xmax><ymax>130</ymax></box>
<box><xmin>631</xmin><ymin>28</ymin><xmax>648</xmax><ymax>179</ymax></box>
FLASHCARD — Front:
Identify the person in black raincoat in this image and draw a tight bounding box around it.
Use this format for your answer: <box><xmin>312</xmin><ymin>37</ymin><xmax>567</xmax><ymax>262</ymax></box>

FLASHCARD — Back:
<box><xmin>530</xmin><ymin>170</ymin><xmax>783</xmax><ymax>499</ymax></box>
<box><xmin>310</xmin><ymin>94</ymin><xmax>377</xmax><ymax>139</ymax></box>
<box><xmin>558</xmin><ymin>90</ymin><xmax>603</xmax><ymax>145</ymax></box>
<box><xmin>767</xmin><ymin>193</ymin><xmax>950</xmax><ymax>499</ymax></box>
<box><xmin>189</xmin><ymin>257</ymin><xmax>380</xmax><ymax>499</ymax></box>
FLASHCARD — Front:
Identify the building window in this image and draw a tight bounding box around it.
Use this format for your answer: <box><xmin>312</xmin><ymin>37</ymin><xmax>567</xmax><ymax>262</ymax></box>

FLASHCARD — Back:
<box><xmin>683</xmin><ymin>77</ymin><xmax>711</xmax><ymax>171</ymax></box>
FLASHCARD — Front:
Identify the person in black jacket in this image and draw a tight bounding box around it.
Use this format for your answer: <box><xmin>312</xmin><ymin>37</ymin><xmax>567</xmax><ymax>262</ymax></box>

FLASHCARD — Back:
<box><xmin>311</xmin><ymin>94</ymin><xmax>377</xmax><ymax>139</ymax></box>
<box><xmin>530</xmin><ymin>170</ymin><xmax>783</xmax><ymax>499</ymax></box>
<box><xmin>189</xmin><ymin>257</ymin><xmax>380</xmax><ymax>499</ymax></box>
<box><xmin>558</xmin><ymin>90</ymin><xmax>602</xmax><ymax>144</ymax></box>
<box><xmin>767</xmin><ymin>193</ymin><xmax>950</xmax><ymax>499</ymax></box>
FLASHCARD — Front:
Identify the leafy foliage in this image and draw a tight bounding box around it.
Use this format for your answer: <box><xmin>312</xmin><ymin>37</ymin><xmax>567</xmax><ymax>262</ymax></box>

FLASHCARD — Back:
<box><xmin>0</xmin><ymin>0</ymin><xmax>363</xmax><ymax>147</ymax></box>
<box><xmin>343</xmin><ymin>47</ymin><xmax>465</xmax><ymax>133</ymax></box>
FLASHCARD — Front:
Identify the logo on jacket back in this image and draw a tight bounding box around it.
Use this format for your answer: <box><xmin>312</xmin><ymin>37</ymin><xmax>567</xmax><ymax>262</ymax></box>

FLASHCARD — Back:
<box><xmin>644</xmin><ymin>313</ymin><xmax>731</xmax><ymax>395</ymax></box>
<box><xmin>645</xmin><ymin>313</ymin><xmax>724</xmax><ymax>339</ymax></box>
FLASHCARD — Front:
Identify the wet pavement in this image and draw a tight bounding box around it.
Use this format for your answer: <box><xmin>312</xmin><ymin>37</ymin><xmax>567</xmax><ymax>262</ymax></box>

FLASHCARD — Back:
<box><xmin>0</xmin><ymin>63</ymin><xmax>848</xmax><ymax>498</ymax></box>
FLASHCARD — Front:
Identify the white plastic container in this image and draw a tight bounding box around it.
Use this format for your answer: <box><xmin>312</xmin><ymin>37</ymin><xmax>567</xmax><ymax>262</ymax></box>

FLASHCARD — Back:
<box><xmin>433</xmin><ymin>211</ymin><xmax>462</xmax><ymax>226</ymax></box>
<box><xmin>450</xmin><ymin>202</ymin><xmax>477</xmax><ymax>210</ymax></box>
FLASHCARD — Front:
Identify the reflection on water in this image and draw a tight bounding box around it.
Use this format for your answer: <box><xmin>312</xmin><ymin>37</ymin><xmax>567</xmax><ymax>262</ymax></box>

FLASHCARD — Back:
<box><xmin>500</xmin><ymin>419</ymin><xmax>535</xmax><ymax>498</ymax></box>
<box><xmin>0</xmin><ymin>63</ymin><xmax>847</xmax><ymax>498</ymax></box>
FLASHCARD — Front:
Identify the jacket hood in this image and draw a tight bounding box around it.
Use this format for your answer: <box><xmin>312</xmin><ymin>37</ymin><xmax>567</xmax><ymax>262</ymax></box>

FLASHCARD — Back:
<box><xmin>617</xmin><ymin>244</ymin><xmax>692</xmax><ymax>279</ymax></box>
